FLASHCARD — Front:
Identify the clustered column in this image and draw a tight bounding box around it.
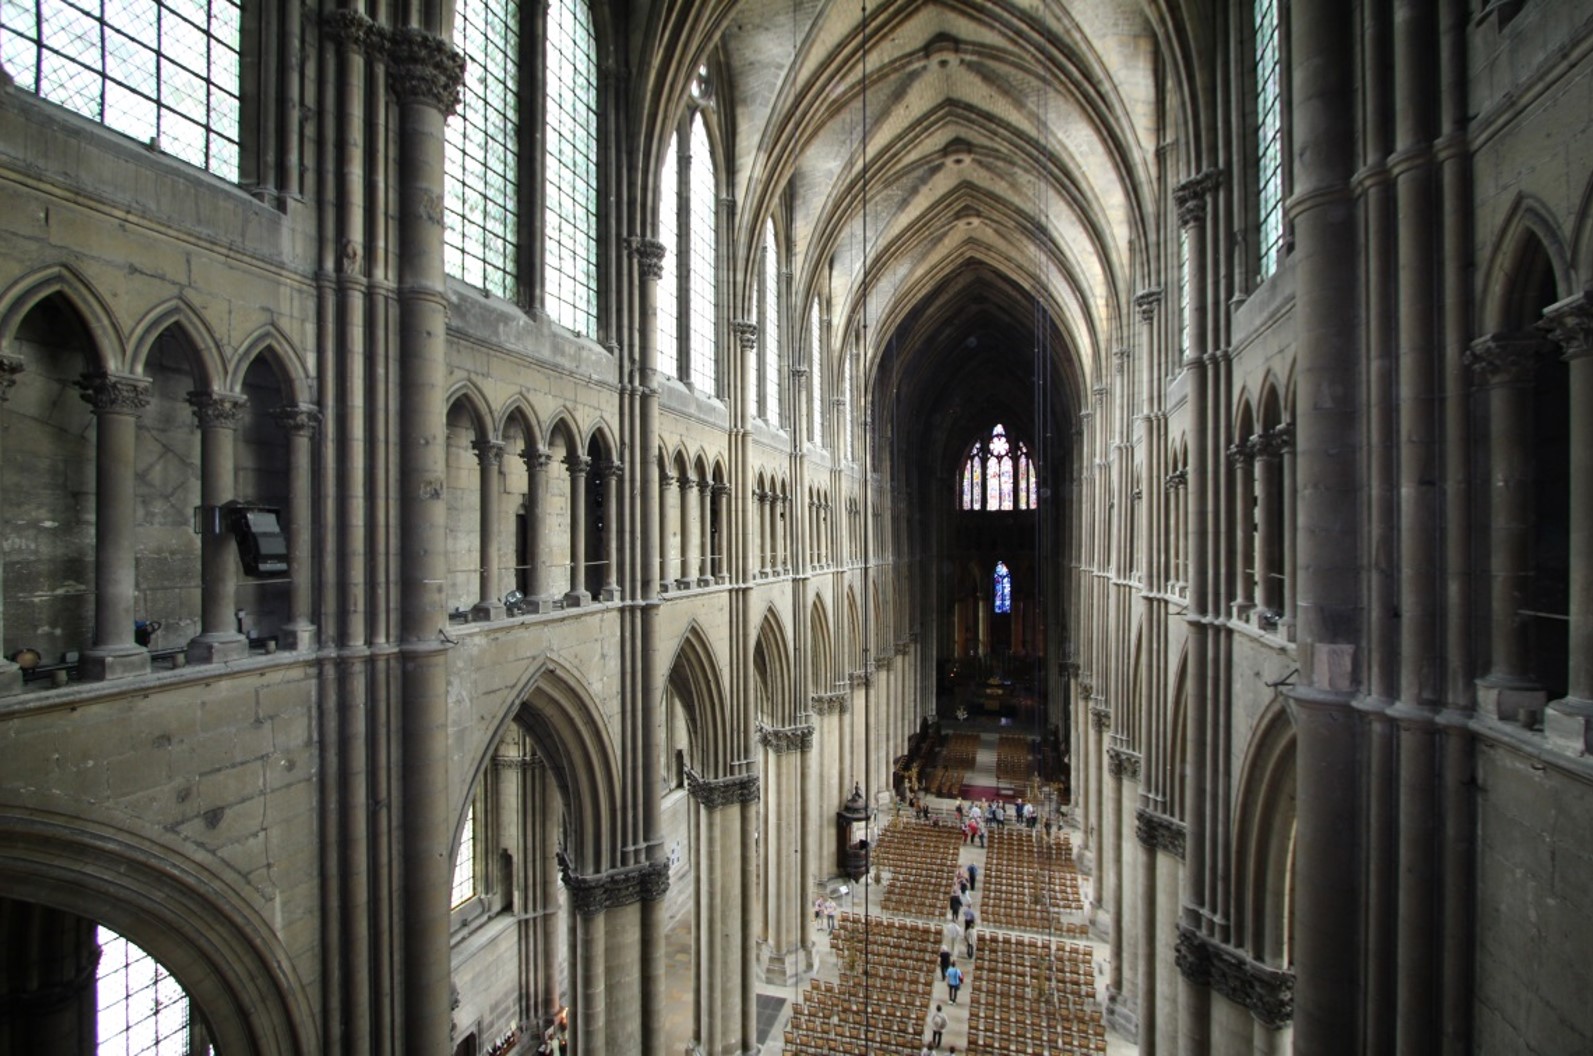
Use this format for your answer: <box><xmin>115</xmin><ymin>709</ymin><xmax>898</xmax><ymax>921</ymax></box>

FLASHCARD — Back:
<box><xmin>0</xmin><ymin>355</ymin><xmax>23</xmax><ymax>694</ymax></box>
<box><xmin>472</xmin><ymin>439</ymin><xmax>507</xmax><ymax>620</ymax></box>
<box><xmin>272</xmin><ymin>404</ymin><xmax>321</xmax><ymax>649</ymax></box>
<box><xmin>565</xmin><ymin>454</ymin><xmax>591</xmax><ymax>606</ymax></box>
<box><xmin>522</xmin><ymin>447</ymin><xmax>552</xmax><ymax>611</ymax></box>
<box><xmin>186</xmin><ymin>391</ymin><xmax>252</xmax><ymax>664</ymax></box>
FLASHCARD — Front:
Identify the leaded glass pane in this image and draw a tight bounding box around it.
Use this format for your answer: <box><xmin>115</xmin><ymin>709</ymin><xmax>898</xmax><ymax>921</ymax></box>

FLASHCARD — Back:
<box><xmin>809</xmin><ymin>301</ymin><xmax>823</xmax><ymax>444</ymax></box>
<box><xmin>445</xmin><ymin>0</ymin><xmax>518</xmax><ymax>299</ymax></box>
<box><xmin>451</xmin><ymin>802</ymin><xmax>477</xmax><ymax>907</ymax></box>
<box><xmin>762</xmin><ymin>220</ymin><xmax>781</xmax><ymax>427</ymax></box>
<box><xmin>1255</xmin><ymin>0</ymin><xmax>1283</xmax><ymax>280</ymax></box>
<box><xmin>962</xmin><ymin>461</ymin><xmax>973</xmax><ymax>510</ymax></box>
<box><xmin>545</xmin><ymin>0</ymin><xmax>597</xmax><ymax>335</ymax></box>
<box><xmin>658</xmin><ymin>136</ymin><xmax>679</xmax><ymax>377</ymax></box>
<box><xmin>994</xmin><ymin>561</ymin><xmax>1012</xmax><ymax>614</ymax></box>
<box><xmin>96</xmin><ymin>926</ymin><xmax>199</xmax><ymax>1056</ymax></box>
<box><xmin>970</xmin><ymin>448</ymin><xmax>982</xmax><ymax>510</ymax></box>
<box><xmin>688</xmin><ymin>114</ymin><xmax>716</xmax><ymax>393</ymax></box>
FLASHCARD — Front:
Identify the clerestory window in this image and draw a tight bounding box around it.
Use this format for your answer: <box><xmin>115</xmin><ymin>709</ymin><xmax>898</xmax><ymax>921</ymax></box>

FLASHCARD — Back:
<box><xmin>544</xmin><ymin>0</ymin><xmax>597</xmax><ymax>334</ymax></box>
<box><xmin>959</xmin><ymin>424</ymin><xmax>1038</xmax><ymax>511</ymax></box>
<box><xmin>445</xmin><ymin>0</ymin><xmax>519</xmax><ymax>298</ymax></box>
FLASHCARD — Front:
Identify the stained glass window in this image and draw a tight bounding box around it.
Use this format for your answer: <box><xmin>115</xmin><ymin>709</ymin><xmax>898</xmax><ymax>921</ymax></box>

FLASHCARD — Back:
<box><xmin>96</xmin><ymin>926</ymin><xmax>206</xmax><ymax>1056</ymax></box>
<box><xmin>3</xmin><ymin>0</ymin><xmax>241</xmax><ymax>180</ymax></box>
<box><xmin>1179</xmin><ymin>226</ymin><xmax>1190</xmax><ymax>358</ymax></box>
<box><xmin>450</xmin><ymin>802</ymin><xmax>477</xmax><ymax>908</ymax></box>
<box><xmin>657</xmin><ymin>135</ymin><xmax>679</xmax><ymax>377</ymax></box>
<box><xmin>762</xmin><ymin>220</ymin><xmax>781</xmax><ymax>426</ymax></box>
<box><xmin>1255</xmin><ymin>0</ymin><xmax>1283</xmax><ymax>280</ymax></box>
<box><xmin>809</xmin><ymin>301</ymin><xmax>823</xmax><ymax>446</ymax></box>
<box><xmin>960</xmin><ymin>425</ymin><xmax>1039</xmax><ymax>512</ymax></box>
<box><xmin>445</xmin><ymin>0</ymin><xmax>518</xmax><ymax>298</ymax></box>
<box><xmin>961</xmin><ymin>442</ymin><xmax>983</xmax><ymax>509</ymax></box>
<box><xmin>994</xmin><ymin>561</ymin><xmax>1012</xmax><ymax>614</ymax></box>
<box><xmin>688</xmin><ymin>112</ymin><xmax>716</xmax><ymax>393</ymax></box>
<box><xmin>545</xmin><ymin>0</ymin><xmax>597</xmax><ymax>334</ymax></box>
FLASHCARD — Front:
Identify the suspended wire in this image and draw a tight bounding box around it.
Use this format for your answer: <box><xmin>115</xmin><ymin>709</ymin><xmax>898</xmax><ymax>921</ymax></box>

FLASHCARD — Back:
<box><xmin>857</xmin><ymin>0</ymin><xmax>875</xmax><ymax>1043</ymax></box>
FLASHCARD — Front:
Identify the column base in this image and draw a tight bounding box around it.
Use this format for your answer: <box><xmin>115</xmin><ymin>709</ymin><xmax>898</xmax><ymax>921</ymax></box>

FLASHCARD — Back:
<box><xmin>1105</xmin><ymin>987</ymin><xmax>1140</xmax><ymax>1041</ymax></box>
<box><xmin>562</xmin><ymin>590</ymin><xmax>591</xmax><ymax>609</ymax></box>
<box><xmin>695</xmin><ymin>576</ymin><xmax>713</xmax><ymax>588</ymax></box>
<box><xmin>1476</xmin><ymin>676</ymin><xmax>1546</xmax><ymax>727</ymax></box>
<box><xmin>600</xmin><ymin>586</ymin><xmax>622</xmax><ymax>602</ymax></box>
<box><xmin>186</xmin><ymin>633</ymin><xmax>250</xmax><ymax>665</ymax></box>
<box><xmin>527</xmin><ymin>596</ymin><xmax>558</xmax><ymax>614</ymax></box>
<box><xmin>674</xmin><ymin>579</ymin><xmax>692</xmax><ymax>592</ymax></box>
<box><xmin>1546</xmin><ymin>696</ymin><xmax>1593</xmax><ymax>756</ymax></box>
<box><xmin>470</xmin><ymin>600</ymin><xmax>506</xmax><ymax>622</ymax></box>
<box><xmin>79</xmin><ymin>645</ymin><xmax>150</xmax><ymax>681</ymax></box>
<box><xmin>280</xmin><ymin>622</ymin><xmax>318</xmax><ymax>652</ymax></box>
<box><xmin>0</xmin><ymin>659</ymin><xmax>21</xmax><ymax>696</ymax></box>
<box><xmin>759</xmin><ymin>945</ymin><xmax>808</xmax><ymax>985</ymax></box>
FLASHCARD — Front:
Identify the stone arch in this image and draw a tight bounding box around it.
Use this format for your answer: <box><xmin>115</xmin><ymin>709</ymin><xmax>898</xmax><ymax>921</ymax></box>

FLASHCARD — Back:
<box><xmin>1231</xmin><ymin>699</ymin><xmax>1297</xmax><ymax>966</ymax></box>
<box><xmin>0</xmin><ymin>264</ymin><xmax>123</xmax><ymax>371</ymax></box>
<box><xmin>664</xmin><ymin>621</ymin><xmax>732</xmax><ymax>776</ymax></box>
<box><xmin>125</xmin><ymin>296</ymin><xmax>227</xmax><ymax>388</ymax></box>
<box><xmin>497</xmin><ymin>396</ymin><xmax>544</xmax><ymax>452</ymax></box>
<box><xmin>845</xmin><ymin>586</ymin><xmax>862</xmax><ymax>674</ymax></box>
<box><xmin>444</xmin><ymin>380</ymin><xmax>495</xmax><ymax>440</ymax></box>
<box><xmin>1480</xmin><ymin>195</ymin><xmax>1574</xmax><ymax>333</ymax></box>
<box><xmin>230</xmin><ymin>322</ymin><xmax>312</xmax><ymax>405</ymax></box>
<box><xmin>472</xmin><ymin>659</ymin><xmax>623</xmax><ymax>874</ymax></box>
<box><xmin>1167</xmin><ymin>645</ymin><xmax>1189</xmax><ymax>818</ymax></box>
<box><xmin>753</xmin><ymin>605</ymin><xmax>794</xmax><ymax>725</ymax></box>
<box><xmin>809</xmin><ymin>593</ymin><xmax>833</xmax><ymax>694</ymax></box>
<box><xmin>0</xmin><ymin>806</ymin><xmax>315</xmax><ymax>1055</ymax></box>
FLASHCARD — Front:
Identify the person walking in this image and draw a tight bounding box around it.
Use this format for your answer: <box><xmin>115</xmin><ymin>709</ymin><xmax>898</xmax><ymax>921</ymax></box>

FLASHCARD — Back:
<box><xmin>825</xmin><ymin>897</ymin><xmax>837</xmax><ymax>933</ymax></box>
<box><xmin>967</xmin><ymin>862</ymin><xmax>978</xmax><ymax>891</ymax></box>
<box><xmin>965</xmin><ymin>927</ymin><xmax>976</xmax><ymax>960</ymax></box>
<box><xmin>945</xmin><ymin>962</ymin><xmax>964</xmax><ymax>1003</ymax></box>
<box><xmin>929</xmin><ymin>1005</ymin><xmax>948</xmax><ymax>1048</ymax></box>
<box><xmin>944</xmin><ymin>919</ymin><xmax>962</xmax><ymax>953</ymax></box>
<box><xmin>939</xmin><ymin>945</ymin><xmax>952</xmax><ymax>979</ymax></box>
<box><xmin>950</xmin><ymin>890</ymin><xmax>962</xmax><ymax>920</ymax></box>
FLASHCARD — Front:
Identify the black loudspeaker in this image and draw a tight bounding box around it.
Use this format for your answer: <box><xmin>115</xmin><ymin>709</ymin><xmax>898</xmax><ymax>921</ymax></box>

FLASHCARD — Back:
<box><xmin>226</xmin><ymin>503</ymin><xmax>289</xmax><ymax>576</ymax></box>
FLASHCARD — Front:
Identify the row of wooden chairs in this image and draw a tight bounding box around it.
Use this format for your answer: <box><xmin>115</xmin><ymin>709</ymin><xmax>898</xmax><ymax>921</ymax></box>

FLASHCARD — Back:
<box><xmin>996</xmin><ymin>735</ymin><xmax>1038</xmax><ymax>784</ymax></box>
<box><xmin>873</xmin><ymin>819</ymin><xmax>965</xmax><ymax>919</ymax></box>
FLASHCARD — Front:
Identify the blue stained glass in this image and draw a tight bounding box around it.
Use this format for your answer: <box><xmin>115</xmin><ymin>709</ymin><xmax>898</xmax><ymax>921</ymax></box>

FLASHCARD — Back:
<box><xmin>994</xmin><ymin>561</ymin><xmax>1011</xmax><ymax>614</ymax></box>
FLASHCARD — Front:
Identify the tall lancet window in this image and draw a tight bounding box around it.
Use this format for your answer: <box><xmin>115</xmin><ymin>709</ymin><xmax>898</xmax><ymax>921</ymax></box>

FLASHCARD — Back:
<box><xmin>809</xmin><ymin>301</ymin><xmax>824</xmax><ymax>446</ymax></box>
<box><xmin>446</xmin><ymin>0</ymin><xmax>519</xmax><ymax>297</ymax></box>
<box><xmin>545</xmin><ymin>0</ymin><xmax>597</xmax><ymax>334</ymax></box>
<box><xmin>1255</xmin><ymin>0</ymin><xmax>1283</xmax><ymax>280</ymax></box>
<box><xmin>762</xmin><ymin>219</ymin><xmax>782</xmax><ymax>426</ymax></box>
<box><xmin>687</xmin><ymin>110</ymin><xmax>717</xmax><ymax>393</ymax></box>
<box><xmin>657</xmin><ymin>135</ymin><xmax>679</xmax><ymax>377</ymax></box>
<box><xmin>960</xmin><ymin>424</ymin><xmax>1038</xmax><ymax>511</ymax></box>
<box><xmin>994</xmin><ymin>561</ymin><xmax>1012</xmax><ymax>614</ymax></box>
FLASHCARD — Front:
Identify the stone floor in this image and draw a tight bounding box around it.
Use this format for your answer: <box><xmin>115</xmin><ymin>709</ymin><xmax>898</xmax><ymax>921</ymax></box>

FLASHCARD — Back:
<box><xmin>660</xmin><ymin>730</ymin><xmax>1140</xmax><ymax>1055</ymax></box>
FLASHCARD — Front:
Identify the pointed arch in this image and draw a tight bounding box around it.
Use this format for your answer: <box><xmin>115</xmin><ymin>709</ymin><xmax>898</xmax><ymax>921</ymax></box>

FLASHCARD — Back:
<box><xmin>1231</xmin><ymin>699</ymin><xmax>1297</xmax><ymax>966</ymax></box>
<box><xmin>0</xmin><ymin>264</ymin><xmax>124</xmax><ymax>372</ymax></box>
<box><xmin>809</xmin><ymin>593</ymin><xmax>833</xmax><ymax>694</ymax></box>
<box><xmin>444</xmin><ymin>380</ymin><xmax>495</xmax><ymax>439</ymax></box>
<box><xmin>498</xmin><ymin>397</ymin><xmax>545</xmax><ymax>453</ymax></box>
<box><xmin>229</xmin><ymin>322</ymin><xmax>311</xmax><ymax>405</ymax></box>
<box><xmin>664</xmin><ymin>621</ymin><xmax>731</xmax><ymax>775</ymax></box>
<box><xmin>125</xmin><ymin>296</ymin><xmax>227</xmax><ymax>387</ymax></box>
<box><xmin>753</xmin><ymin>606</ymin><xmax>794</xmax><ymax>726</ymax></box>
<box><xmin>1480</xmin><ymin>195</ymin><xmax>1573</xmax><ymax>333</ymax></box>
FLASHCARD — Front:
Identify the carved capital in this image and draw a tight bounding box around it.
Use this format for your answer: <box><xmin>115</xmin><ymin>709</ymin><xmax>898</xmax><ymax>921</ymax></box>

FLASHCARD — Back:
<box><xmin>597</xmin><ymin>459</ymin><xmax>624</xmax><ymax>481</ymax></box>
<box><xmin>1178</xmin><ymin>924</ymin><xmax>1294</xmax><ymax>1028</ymax></box>
<box><xmin>1175</xmin><ymin>924</ymin><xmax>1210</xmax><ymax>986</ymax></box>
<box><xmin>1538</xmin><ymin>292</ymin><xmax>1593</xmax><ymax>361</ymax></box>
<box><xmin>732</xmin><ymin>319</ymin><xmax>758</xmax><ymax>352</ymax></box>
<box><xmin>78</xmin><ymin>372</ymin><xmax>151</xmax><ymax>415</ymax></box>
<box><xmin>626</xmin><ymin>236</ymin><xmax>667</xmax><ymax>281</ymax></box>
<box><xmin>756</xmin><ymin>721</ymin><xmax>815</xmax><ymax>754</ymax></box>
<box><xmin>470</xmin><ymin>439</ymin><xmax>504</xmax><ymax>467</ymax></box>
<box><xmin>187</xmin><ymin>391</ymin><xmax>248</xmax><ymax>429</ymax></box>
<box><xmin>522</xmin><ymin>447</ymin><xmax>553</xmax><ymax>471</ymax></box>
<box><xmin>0</xmin><ymin>354</ymin><xmax>23</xmax><ymax>402</ymax></box>
<box><xmin>556</xmin><ymin>854</ymin><xmax>672</xmax><ymax>915</ymax></box>
<box><xmin>711</xmin><ymin>481</ymin><xmax>730</xmax><ymax>497</ymax></box>
<box><xmin>556</xmin><ymin>852</ymin><xmax>610</xmax><ymax>917</ymax></box>
<box><xmin>1164</xmin><ymin>467</ymin><xmax>1188</xmax><ymax>491</ymax></box>
<box><xmin>1252</xmin><ymin>423</ymin><xmax>1292</xmax><ymax>459</ymax></box>
<box><xmin>1174</xmin><ymin>170</ymin><xmax>1222</xmax><ymax>228</ymax></box>
<box><xmin>271</xmin><ymin>404</ymin><xmax>322</xmax><ymax>436</ymax></box>
<box><xmin>1107</xmin><ymin>746</ymin><xmax>1142</xmax><ymax>780</ymax></box>
<box><xmin>685</xmin><ymin>770</ymin><xmax>760</xmax><ymax>809</ymax></box>
<box><xmin>1465</xmin><ymin>333</ymin><xmax>1553</xmax><ymax>386</ymax></box>
<box><xmin>1227</xmin><ymin>436</ymin><xmax>1258</xmax><ymax>466</ymax></box>
<box><xmin>1135</xmin><ymin>807</ymin><xmax>1186</xmax><ymax>859</ymax></box>
<box><xmin>565</xmin><ymin>454</ymin><xmax>592</xmax><ymax>476</ymax></box>
<box><xmin>386</xmin><ymin>27</ymin><xmax>466</xmax><ymax>114</ymax></box>
<box><xmin>1134</xmin><ymin>288</ymin><xmax>1163</xmax><ymax>322</ymax></box>
<box><xmin>322</xmin><ymin>9</ymin><xmax>379</xmax><ymax>52</ymax></box>
<box><xmin>809</xmin><ymin>691</ymin><xmax>848</xmax><ymax>716</ymax></box>
<box><xmin>1090</xmin><ymin>704</ymin><xmax>1111</xmax><ymax>732</ymax></box>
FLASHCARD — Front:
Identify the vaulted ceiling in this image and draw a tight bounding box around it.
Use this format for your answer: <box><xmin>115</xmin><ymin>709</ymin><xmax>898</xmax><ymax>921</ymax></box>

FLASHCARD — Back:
<box><xmin>634</xmin><ymin>0</ymin><xmax>1177</xmax><ymax>479</ymax></box>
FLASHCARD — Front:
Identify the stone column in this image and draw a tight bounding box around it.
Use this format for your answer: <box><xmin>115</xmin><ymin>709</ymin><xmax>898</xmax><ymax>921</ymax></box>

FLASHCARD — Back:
<box><xmin>387</xmin><ymin>28</ymin><xmax>464</xmax><ymax>1056</ymax></box>
<box><xmin>523</xmin><ymin>448</ymin><xmax>553</xmax><ymax>611</ymax></box>
<box><xmin>567</xmin><ymin>882</ymin><xmax>608</xmax><ymax>1056</ymax></box>
<box><xmin>1228</xmin><ymin>437</ymin><xmax>1257</xmax><ymax>617</ymax></box>
<box><xmin>696</xmin><ymin>479</ymin><xmax>713</xmax><ymax>586</ymax></box>
<box><xmin>0</xmin><ymin>356</ymin><xmax>24</xmax><ymax>694</ymax></box>
<box><xmin>599</xmin><ymin>459</ymin><xmax>622</xmax><ymax>601</ymax></box>
<box><xmin>186</xmin><ymin>391</ymin><xmax>251</xmax><ymax>663</ymax></box>
<box><xmin>1465</xmin><ymin>334</ymin><xmax>1550</xmax><ymax>719</ymax></box>
<box><xmin>77</xmin><ymin>372</ymin><xmax>152</xmax><ymax>681</ymax></box>
<box><xmin>659</xmin><ymin>471</ymin><xmax>677</xmax><ymax>590</ymax></box>
<box><xmin>272</xmin><ymin>405</ymin><xmax>321</xmax><ymax>650</ymax></box>
<box><xmin>712</xmin><ymin>482</ymin><xmax>730</xmax><ymax>582</ymax></box>
<box><xmin>679</xmin><ymin>475</ymin><xmax>696</xmax><ymax>589</ymax></box>
<box><xmin>1540</xmin><ymin>294</ymin><xmax>1593</xmax><ymax>752</ymax></box>
<box><xmin>564</xmin><ymin>454</ymin><xmax>591</xmax><ymax>607</ymax></box>
<box><xmin>470</xmin><ymin>440</ymin><xmax>507</xmax><ymax>620</ymax></box>
<box><xmin>1255</xmin><ymin>427</ymin><xmax>1288</xmax><ymax>615</ymax></box>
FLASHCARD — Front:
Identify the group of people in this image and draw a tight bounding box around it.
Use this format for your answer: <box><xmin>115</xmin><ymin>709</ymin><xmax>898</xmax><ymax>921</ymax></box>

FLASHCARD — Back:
<box><xmin>812</xmin><ymin>895</ymin><xmax>839</xmax><ymax>933</ymax></box>
<box><xmin>951</xmin><ymin>795</ymin><xmax>1047</xmax><ymax>846</ymax></box>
